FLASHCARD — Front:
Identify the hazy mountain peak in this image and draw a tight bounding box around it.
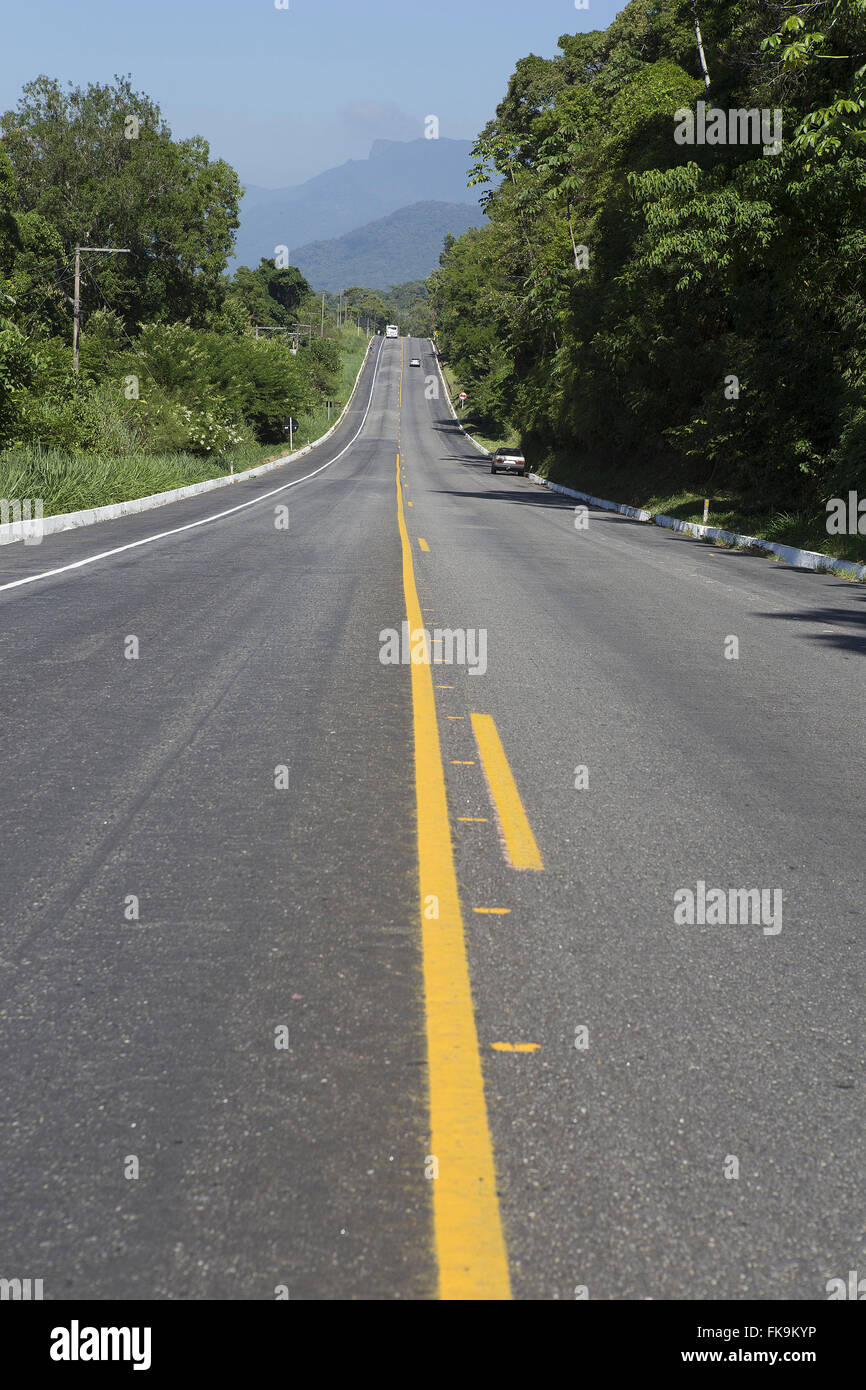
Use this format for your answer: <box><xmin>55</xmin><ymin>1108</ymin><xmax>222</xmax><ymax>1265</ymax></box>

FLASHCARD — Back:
<box><xmin>232</xmin><ymin>136</ymin><xmax>489</xmax><ymax>271</ymax></box>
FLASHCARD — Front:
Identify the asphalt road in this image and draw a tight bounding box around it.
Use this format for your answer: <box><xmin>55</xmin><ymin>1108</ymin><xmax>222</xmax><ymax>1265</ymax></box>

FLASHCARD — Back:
<box><xmin>1</xmin><ymin>335</ymin><xmax>864</xmax><ymax>1300</ymax></box>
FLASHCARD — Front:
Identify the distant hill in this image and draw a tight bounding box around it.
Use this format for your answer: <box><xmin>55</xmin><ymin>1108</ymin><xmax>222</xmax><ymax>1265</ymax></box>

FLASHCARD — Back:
<box><xmin>290</xmin><ymin>202</ymin><xmax>484</xmax><ymax>292</ymax></box>
<box><xmin>233</xmin><ymin>137</ymin><xmax>490</xmax><ymax>270</ymax></box>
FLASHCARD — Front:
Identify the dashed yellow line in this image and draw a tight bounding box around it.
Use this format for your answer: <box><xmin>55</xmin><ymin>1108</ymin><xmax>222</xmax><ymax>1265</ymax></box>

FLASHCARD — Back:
<box><xmin>418</xmin><ymin>538</ymin><xmax>430</xmax><ymax>552</ymax></box>
<box><xmin>470</xmin><ymin>714</ymin><xmax>544</xmax><ymax>872</ymax></box>
<box><xmin>395</xmin><ymin>351</ymin><xmax>511</xmax><ymax>1300</ymax></box>
<box><xmin>491</xmin><ymin>1043</ymin><xmax>540</xmax><ymax>1053</ymax></box>
<box><xmin>473</xmin><ymin>907</ymin><xmax>511</xmax><ymax>916</ymax></box>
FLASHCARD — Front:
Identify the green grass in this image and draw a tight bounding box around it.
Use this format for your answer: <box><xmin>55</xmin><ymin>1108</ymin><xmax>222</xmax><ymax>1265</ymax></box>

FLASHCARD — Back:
<box><xmin>437</xmin><ymin>360</ymin><xmax>517</xmax><ymax>454</ymax></box>
<box><xmin>0</xmin><ymin>332</ymin><xmax>372</xmax><ymax>519</ymax></box>
<box><xmin>635</xmin><ymin>490</ymin><xmax>866</xmax><ymax>568</ymax></box>
<box><xmin>540</xmin><ymin>454</ymin><xmax>866</xmax><ymax>570</ymax></box>
<box><xmin>288</xmin><ymin>331</ymin><xmax>369</xmax><ymax>451</ymax></box>
<box><xmin>0</xmin><ymin>448</ymin><xmax>237</xmax><ymax>518</ymax></box>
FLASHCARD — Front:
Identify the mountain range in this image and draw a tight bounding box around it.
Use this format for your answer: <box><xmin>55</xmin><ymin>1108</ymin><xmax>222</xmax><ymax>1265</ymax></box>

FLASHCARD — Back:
<box><xmin>289</xmin><ymin>201</ymin><xmax>482</xmax><ymax>292</ymax></box>
<box><xmin>233</xmin><ymin>136</ymin><xmax>491</xmax><ymax>287</ymax></box>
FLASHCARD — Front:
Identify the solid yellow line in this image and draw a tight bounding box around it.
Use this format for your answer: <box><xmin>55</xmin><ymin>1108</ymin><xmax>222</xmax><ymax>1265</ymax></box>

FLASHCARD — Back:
<box><xmin>491</xmin><ymin>1043</ymin><xmax>541</xmax><ymax>1053</ymax></box>
<box><xmin>473</xmin><ymin>907</ymin><xmax>511</xmax><ymax>915</ymax></box>
<box><xmin>418</xmin><ymin>538</ymin><xmax>430</xmax><ymax>552</ymax></box>
<box><xmin>470</xmin><ymin>714</ymin><xmax>544</xmax><ymax>872</ymax></box>
<box><xmin>395</xmin><ymin>363</ymin><xmax>511</xmax><ymax>1300</ymax></box>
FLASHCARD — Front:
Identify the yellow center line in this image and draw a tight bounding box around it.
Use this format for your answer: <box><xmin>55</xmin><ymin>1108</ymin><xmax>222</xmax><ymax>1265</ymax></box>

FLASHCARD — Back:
<box><xmin>469</xmin><ymin>714</ymin><xmax>544</xmax><ymax>872</ymax></box>
<box><xmin>491</xmin><ymin>1043</ymin><xmax>541</xmax><ymax>1053</ymax></box>
<box><xmin>395</xmin><ymin>341</ymin><xmax>511</xmax><ymax>1301</ymax></box>
<box><xmin>473</xmin><ymin>907</ymin><xmax>511</xmax><ymax>915</ymax></box>
<box><xmin>458</xmin><ymin>816</ymin><xmax>488</xmax><ymax>822</ymax></box>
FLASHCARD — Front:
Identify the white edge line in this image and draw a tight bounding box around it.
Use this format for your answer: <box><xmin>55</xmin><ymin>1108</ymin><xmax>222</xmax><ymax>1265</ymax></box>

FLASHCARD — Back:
<box><xmin>0</xmin><ymin>338</ymin><xmax>375</xmax><ymax>547</ymax></box>
<box><xmin>0</xmin><ymin>338</ymin><xmax>386</xmax><ymax>596</ymax></box>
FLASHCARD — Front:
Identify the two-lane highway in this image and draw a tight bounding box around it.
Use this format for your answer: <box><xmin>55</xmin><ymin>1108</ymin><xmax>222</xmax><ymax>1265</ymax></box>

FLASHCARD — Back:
<box><xmin>1</xmin><ymin>334</ymin><xmax>864</xmax><ymax>1299</ymax></box>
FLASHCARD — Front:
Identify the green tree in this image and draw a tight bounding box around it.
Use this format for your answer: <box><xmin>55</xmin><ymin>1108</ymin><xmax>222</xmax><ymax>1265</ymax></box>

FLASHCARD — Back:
<box><xmin>1</xmin><ymin>75</ymin><xmax>241</xmax><ymax>328</ymax></box>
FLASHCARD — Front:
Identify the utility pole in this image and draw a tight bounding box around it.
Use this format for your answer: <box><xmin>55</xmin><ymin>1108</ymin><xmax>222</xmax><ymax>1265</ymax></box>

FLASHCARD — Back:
<box><xmin>321</xmin><ymin>291</ymin><xmax>325</xmax><ymax>337</ymax></box>
<box><xmin>73</xmin><ymin>246</ymin><xmax>81</xmax><ymax>373</ymax></box>
<box><xmin>73</xmin><ymin>245</ymin><xmax>131</xmax><ymax>372</ymax></box>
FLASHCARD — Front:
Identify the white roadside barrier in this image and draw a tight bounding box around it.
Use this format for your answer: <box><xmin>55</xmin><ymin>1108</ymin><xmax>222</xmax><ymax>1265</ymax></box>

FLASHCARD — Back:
<box><xmin>431</xmin><ymin>341</ymin><xmax>866</xmax><ymax>583</ymax></box>
<box><xmin>529</xmin><ymin>475</ymin><xmax>866</xmax><ymax>582</ymax></box>
<box><xmin>0</xmin><ymin>337</ymin><xmax>375</xmax><ymax>546</ymax></box>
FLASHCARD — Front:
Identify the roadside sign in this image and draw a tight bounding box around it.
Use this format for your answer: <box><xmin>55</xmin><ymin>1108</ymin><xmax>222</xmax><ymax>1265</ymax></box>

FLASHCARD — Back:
<box><xmin>458</xmin><ymin>391</ymin><xmax>468</xmax><ymax>402</ymax></box>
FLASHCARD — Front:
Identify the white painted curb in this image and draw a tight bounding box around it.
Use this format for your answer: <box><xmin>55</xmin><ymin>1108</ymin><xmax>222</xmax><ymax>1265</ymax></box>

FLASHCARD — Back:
<box><xmin>528</xmin><ymin>474</ymin><xmax>866</xmax><ymax>583</ymax></box>
<box><xmin>432</xmin><ymin>343</ymin><xmax>492</xmax><ymax>457</ymax></box>
<box><xmin>0</xmin><ymin>337</ymin><xmax>374</xmax><ymax>546</ymax></box>
<box><xmin>429</xmin><ymin>343</ymin><xmax>863</xmax><ymax>584</ymax></box>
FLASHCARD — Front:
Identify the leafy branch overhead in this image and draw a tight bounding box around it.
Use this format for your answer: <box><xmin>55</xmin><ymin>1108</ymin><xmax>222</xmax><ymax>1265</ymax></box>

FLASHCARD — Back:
<box><xmin>761</xmin><ymin>0</ymin><xmax>866</xmax><ymax>156</ymax></box>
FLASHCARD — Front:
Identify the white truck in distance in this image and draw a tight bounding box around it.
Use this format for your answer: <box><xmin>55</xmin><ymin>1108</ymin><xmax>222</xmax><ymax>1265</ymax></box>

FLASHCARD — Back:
<box><xmin>385</xmin><ymin>324</ymin><xmax>399</xmax><ymax>338</ymax></box>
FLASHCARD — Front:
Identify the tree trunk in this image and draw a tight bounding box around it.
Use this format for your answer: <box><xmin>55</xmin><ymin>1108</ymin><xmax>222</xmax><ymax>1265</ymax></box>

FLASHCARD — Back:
<box><xmin>692</xmin><ymin>2</ymin><xmax>712</xmax><ymax>88</ymax></box>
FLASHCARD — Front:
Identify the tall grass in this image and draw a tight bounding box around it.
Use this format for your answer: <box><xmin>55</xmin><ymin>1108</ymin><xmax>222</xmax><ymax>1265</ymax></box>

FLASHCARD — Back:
<box><xmin>0</xmin><ymin>332</ymin><xmax>371</xmax><ymax>518</ymax></box>
<box><xmin>0</xmin><ymin>447</ymin><xmax>233</xmax><ymax>517</ymax></box>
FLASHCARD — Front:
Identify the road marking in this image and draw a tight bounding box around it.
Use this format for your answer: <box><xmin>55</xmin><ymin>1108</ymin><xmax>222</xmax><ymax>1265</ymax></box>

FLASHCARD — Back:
<box><xmin>450</xmin><ymin>760</ymin><xmax>476</xmax><ymax>765</ymax></box>
<box><xmin>0</xmin><ymin>333</ymin><xmax>387</xmax><ymax>596</ymax></box>
<box><xmin>491</xmin><ymin>1043</ymin><xmax>540</xmax><ymax>1053</ymax></box>
<box><xmin>472</xmin><ymin>908</ymin><xmax>511</xmax><ymax>916</ymax></box>
<box><xmin>458</xmin><ymin>816</ymin><xmax>488</xmax><ymax>822</ymax></box>
<box><xmin>418</xmin><ymin>538</ymin><xmax>430</xmax><ymax>552</ymax></box>
<box><xmin>470</xmin><ymin>714</ymin><xmax>544</xmax><ymax>872</ymax></box>
<box><xmin>436</xmin><ymin>684</ymin><xmax>454</xmax><ymax>689</ymax></box>
<box><xmin>395</xmin><ymin>342</ymin><xmax>511</xmax><ymax>1300</ymax></box>
<box><xmin>446</xmin><ymin>715</ymin><xmax>465</xmax><ymax>720</ymax></box>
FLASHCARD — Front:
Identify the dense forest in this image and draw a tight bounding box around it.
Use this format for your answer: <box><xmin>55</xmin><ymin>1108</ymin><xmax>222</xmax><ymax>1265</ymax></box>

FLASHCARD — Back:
<box><xmin>428</xmin><ymin>0</ymin><xmax>866</xmax><ymax>541</ymax></box>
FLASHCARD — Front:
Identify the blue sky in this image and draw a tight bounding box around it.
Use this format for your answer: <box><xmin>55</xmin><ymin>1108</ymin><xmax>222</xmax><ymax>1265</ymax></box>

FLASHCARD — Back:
<box><xmin>0</xmin><ymin>0</ymin><xmax>625</xmax><ymax>188</ymax></box>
